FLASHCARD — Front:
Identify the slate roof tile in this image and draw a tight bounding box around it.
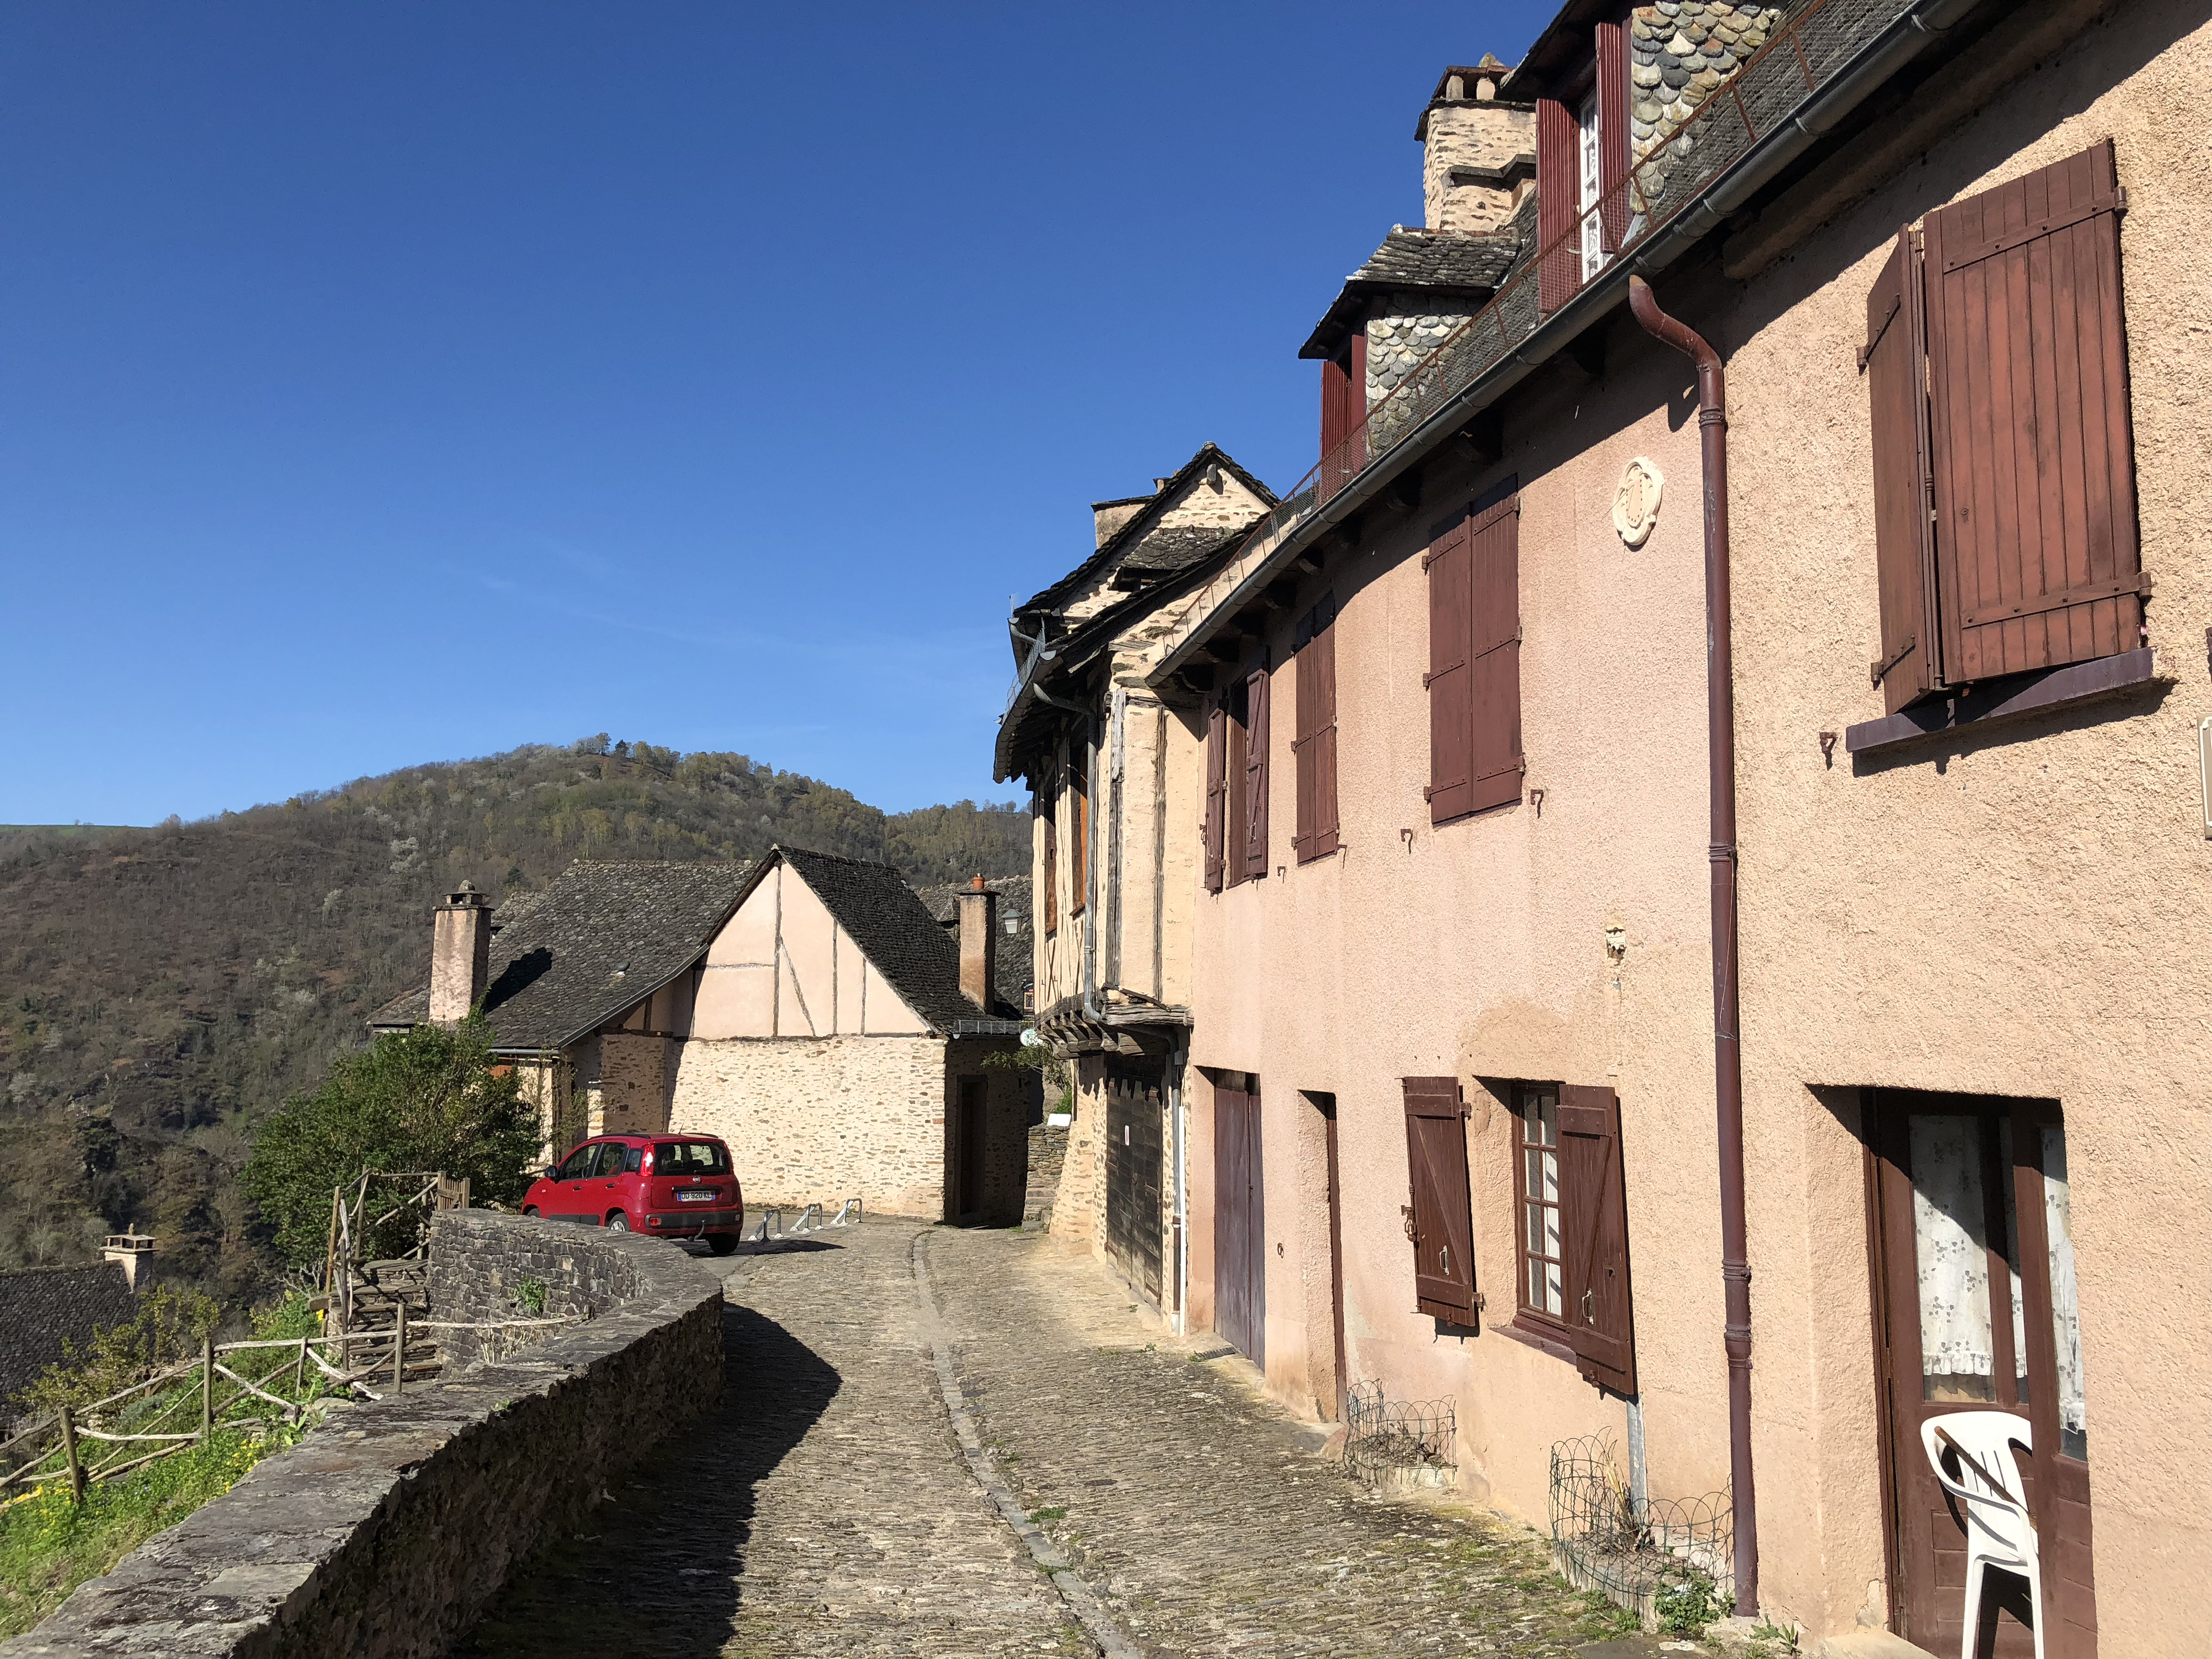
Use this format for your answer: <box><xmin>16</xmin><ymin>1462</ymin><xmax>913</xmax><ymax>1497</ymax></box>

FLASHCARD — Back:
<box><xmin>368</xmin><ymin>860</ymin><xmax>754</xmax><ymax>1052</ymax></box>
<box><xmin>780</xmin><ymin>847</ymin><xmax>1021</xmax><ymax>1027</ymax></box>
<box><xmin>0</xmin><ymin>1262</ymin><xmax>138</xmax><ymax>1417</ymax></box>
<box><xmin>1302</xmin><ymin>227</ymin><xmax>1521</xmax><ymax>358</ymax></box>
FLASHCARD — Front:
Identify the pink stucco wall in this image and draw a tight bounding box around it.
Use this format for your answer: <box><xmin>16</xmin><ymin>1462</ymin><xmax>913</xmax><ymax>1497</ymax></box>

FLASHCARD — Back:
<box><xmin>1181</xmin><ymin>4</ymin><xmax>2211</xmax><ymax>1648</ymax></box>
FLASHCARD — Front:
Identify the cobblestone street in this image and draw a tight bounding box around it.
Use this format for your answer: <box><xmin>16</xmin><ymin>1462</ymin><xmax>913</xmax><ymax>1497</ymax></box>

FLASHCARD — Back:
<box><xmin>459</xmin><ymin>1220</ymin><xmax>1647</xmax><ymax>1658</ymax></box>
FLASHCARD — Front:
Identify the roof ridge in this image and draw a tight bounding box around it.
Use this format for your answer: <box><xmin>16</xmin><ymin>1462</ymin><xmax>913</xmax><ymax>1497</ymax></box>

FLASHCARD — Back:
<box><xmin>771</xmin><ymin>843</ymin><xmax>899</xmax><ymax>874</ymax></box>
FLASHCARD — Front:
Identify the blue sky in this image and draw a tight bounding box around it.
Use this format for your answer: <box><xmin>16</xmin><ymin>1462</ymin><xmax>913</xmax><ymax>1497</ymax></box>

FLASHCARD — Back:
<box><xmin>1</xmin><ymin>2</ymin><xmax>1538</xmax><ymax>825</ymax></box>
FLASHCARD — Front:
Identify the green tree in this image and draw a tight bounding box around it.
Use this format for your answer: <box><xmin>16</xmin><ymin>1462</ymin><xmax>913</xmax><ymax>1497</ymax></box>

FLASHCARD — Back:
<box><xmin>239</xmin><ymin>1016</ymin><xmax>537</xmax><ymax>1266</ymax></box>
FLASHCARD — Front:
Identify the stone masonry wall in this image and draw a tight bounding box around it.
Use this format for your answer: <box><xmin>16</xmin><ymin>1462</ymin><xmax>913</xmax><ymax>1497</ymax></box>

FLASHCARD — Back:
<box><xmin>1025</xmin><ymin>1120</ymin><xmax>1067</xmax><ymax>1228</ymax></box>
<box><xmin>1050</xmin><ymin>1057</ymin><xmax>1108</xmax><ymax>1247</ymax></box>
<box><xmin>596</xmin><ymin>1031</ymin><xmax>673</xmax><ymax>1139</ymax></box>
<box><xmin>0</xmin><ymin>1212</ymin><xmax>722</xmax><ymax>1659</ymax></box>
<box><xmin>669</xmin><ymin>1033</ymin><xmax>949</xmax><ymax>1217</ymax></box>
<box><xmin>1421</xmin><ymin>99</ymin><xmax>1533</xmax><ymax>234</ymax></box>
<box><xmin>424</xmin><ymin>1208</ymin><xmax>641</xmax><ymax>1370</ymax></box>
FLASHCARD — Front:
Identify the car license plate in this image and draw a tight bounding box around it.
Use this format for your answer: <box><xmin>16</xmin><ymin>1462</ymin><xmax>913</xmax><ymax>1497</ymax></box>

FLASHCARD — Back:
<box><xmin>677</xmin><ymin>1189</ymin><xmax>716</xmax><ymax>1203</ymax></box>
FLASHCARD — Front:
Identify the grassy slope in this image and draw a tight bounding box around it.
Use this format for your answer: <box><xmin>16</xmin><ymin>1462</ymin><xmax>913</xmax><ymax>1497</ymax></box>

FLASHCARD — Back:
<box><xmin>0</xmin><ymin>740</ymin><xmax>1027</xmax><ymax>1306</ymax></box>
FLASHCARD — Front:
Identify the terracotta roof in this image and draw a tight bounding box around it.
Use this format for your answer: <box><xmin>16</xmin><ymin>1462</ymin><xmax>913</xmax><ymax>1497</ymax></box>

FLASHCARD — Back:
<box><xmin>777</xmin><ymin>846</ymin><xmax>1021</xmax><ymax>1028</ymax></box>
<box><xmin>1302</xmin><ymin>227</ymin><xmax>1522</xmax><ymax>359</ymax></box>
<box><xmin>368</xmin><ymin>860</ymin><xmax>754</xmax><ymax>1052</ymax></box>
<box><xmin>0</xmin><ymin>1262</ymin><xmax>137</xmax><ymax>1417</ymax></box>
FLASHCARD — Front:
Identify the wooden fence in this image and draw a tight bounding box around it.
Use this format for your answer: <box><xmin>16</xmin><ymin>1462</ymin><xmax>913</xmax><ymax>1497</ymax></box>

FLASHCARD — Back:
<box><xmin>0</xmin><ymin>1313</ymin><xmax>572</xmax><ymax>1507</ymax></box>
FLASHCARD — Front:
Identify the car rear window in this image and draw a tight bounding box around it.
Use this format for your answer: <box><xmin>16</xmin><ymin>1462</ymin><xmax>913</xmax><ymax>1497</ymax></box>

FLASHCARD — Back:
<box><xmin>654</xmin><ymin>1140</ymin><xmax>728</xmax><ymax>1176</ymax></box>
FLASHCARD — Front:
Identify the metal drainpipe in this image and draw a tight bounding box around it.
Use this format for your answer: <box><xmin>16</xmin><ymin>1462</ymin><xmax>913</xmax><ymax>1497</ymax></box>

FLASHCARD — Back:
<box><xmin>1627</xmin><ymin>275</ymin><xmax>1758</xmax><ymax>1619</ymax></box>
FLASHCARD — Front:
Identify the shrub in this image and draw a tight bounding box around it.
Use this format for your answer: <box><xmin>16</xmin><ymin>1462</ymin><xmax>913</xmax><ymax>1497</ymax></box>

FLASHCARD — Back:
<box><xmin>241</xmin><ymin>1014</ymin><xmax>538</xmax><ymax>1266</ymax></box>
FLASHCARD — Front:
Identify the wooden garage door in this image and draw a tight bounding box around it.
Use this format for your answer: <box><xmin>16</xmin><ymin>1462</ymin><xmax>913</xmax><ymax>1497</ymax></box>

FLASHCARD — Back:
<box><xmin>1105</xmin><ymin>1072</ymin><xmax>1164</xmax><ymax>1304</ymax></box>
<box><xmin>1213</xmin><ymin>1082</ymin><xmax>1266</xmax><ymax>1367</ymax></box>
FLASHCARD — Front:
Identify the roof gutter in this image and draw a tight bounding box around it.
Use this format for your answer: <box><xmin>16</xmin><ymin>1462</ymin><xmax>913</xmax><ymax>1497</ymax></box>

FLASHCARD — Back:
<box><xmin>1145</xmin><ymin>0</ymin><xmax>1983</xmax><ymax>689</ymax></box>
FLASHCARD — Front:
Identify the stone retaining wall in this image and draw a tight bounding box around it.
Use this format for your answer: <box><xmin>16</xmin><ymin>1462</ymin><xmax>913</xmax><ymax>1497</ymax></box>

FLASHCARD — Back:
<box><xmin>0</xmin><ymin>1211</ymin><xmax>723</xmax><ymax>1659</ymax></box>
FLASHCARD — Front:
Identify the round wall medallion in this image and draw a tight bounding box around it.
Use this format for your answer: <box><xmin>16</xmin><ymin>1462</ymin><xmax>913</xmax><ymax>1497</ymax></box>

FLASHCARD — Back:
<box><xmin>1614</xmin><ymin>456</ymin><xmax>1663</xmax><ymax>549</ymax></box>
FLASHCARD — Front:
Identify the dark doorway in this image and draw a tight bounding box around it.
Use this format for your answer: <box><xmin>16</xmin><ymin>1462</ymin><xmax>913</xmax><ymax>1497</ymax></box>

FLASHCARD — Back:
<box><xmin>1866</xmin><ymin>1090</ymin><xmax>2096</xmax><ymax>1657</ymax></box>
<box><xmin>1212</xmin><ymin>1080</ymin><xmax>1266</xmax><ymax>1368</ymax></box>
<box><xmin>956</xmin><ymin>1076</ymin><xmax>988</xmax><ymax>1220</ymax></box>
<box><xmin>1105</xmin><ymin>1068</ymin><xmax>1164</xmax><ymax>1303</ymax></box>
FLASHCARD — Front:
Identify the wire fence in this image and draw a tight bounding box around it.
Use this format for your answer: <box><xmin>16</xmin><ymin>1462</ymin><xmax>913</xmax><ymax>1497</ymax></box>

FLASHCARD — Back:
<box><xmin>1343</xmin><ymin>1380</ymin><xmax>1456</xmax><ymax>1489</ymax></box>
<box><xmin>1548</xmin><ymin>1432</ymin><xmax>1733</xmax><ymax>1625</ymax></box>
<box><xmin>1150</xmin><ymin>0</ymin><xmax>1917</xmax><ymax>675</ymax></box>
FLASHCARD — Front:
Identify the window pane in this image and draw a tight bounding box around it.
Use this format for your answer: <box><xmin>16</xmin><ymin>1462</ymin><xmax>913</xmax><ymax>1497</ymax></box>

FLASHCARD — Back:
<box><xmin>1525</xmin><ymin>1149</ymin><xmax>1543</xmax><ymax>1199</ymax></box>
<box><xmin>1539</xmin><ymin>1149</ymin><xmax>1559</xmax><ymax>1206</ymax></box>
<box><xmin>1541</xmin><ymin>1203</ymin><xmax>1561</xmax><ymax>1259</ymax></box>
<box><xmin>1545</xmin><ymin>1261</ymin><xmax>1564</xmax><ymax>1318</ymax></box>
<box><xmin>1525</xmin><ymin>1203</ymin><xmax>1543</xmax><ymax>1255</ymax></box>
<box><xmin>2043</xmin><ymin>1124</ymin><xmax>2088</xmax><ymax>1460</ymax></box>
<box><xmin>1910</xmin><ymin>1115</ymin><xmax>1996</xmax><ymax>1402</ymax></box>
<box><xmin>1528</xmin><ymin>1256</ymin><xmax>1543</xmax><ymax>1308</ymax></box>
<box><xmin>1534</xmin><ymin>1094</ymin><xmax>1557</xmax><ymax>1147</ymax></box>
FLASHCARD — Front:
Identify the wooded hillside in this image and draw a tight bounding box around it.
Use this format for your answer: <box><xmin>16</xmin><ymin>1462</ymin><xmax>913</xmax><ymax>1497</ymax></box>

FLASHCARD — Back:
<box><xmin>0</xmin><ymin>737</ymin><xmax>1029</xmax><ymax>1306</ymax></box>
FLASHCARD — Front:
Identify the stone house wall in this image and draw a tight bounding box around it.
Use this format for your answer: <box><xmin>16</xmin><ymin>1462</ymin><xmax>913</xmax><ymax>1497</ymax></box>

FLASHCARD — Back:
<box><xmin>669</xmin><ymin>1033</ymin><xmax>950</xmax><ymax>1216</ymax></box>
<box><xmin>596</xmin><ymin>1031</ymin><xmax>674</xmax><ymax>1138</ymax></box>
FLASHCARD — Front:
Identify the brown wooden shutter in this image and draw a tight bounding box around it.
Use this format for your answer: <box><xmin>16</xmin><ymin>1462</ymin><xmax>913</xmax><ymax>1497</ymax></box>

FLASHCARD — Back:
<box><xmin>1467</xmin><ymin>494</ymin><xmax>1524</xmax><ymax>814</ymax></box>
<box><xmin>1536</xmin><ymin>97</ymin><xmax>1580</xmax><ymax>313</ymax></box>
<box><xmin>1042</xmin><ymin>807</ymin><xmax>1059</xmax><ymax>932</ymax></box>
<box><xmin>1293</xmin><ymin>598</ymin><xmax>1340</xmax><ymax>864</ymax></box>
<box><xmin>1425</xmin><ymin>512</ymin><xmax>1474</xmax><ymax>824</ymax></box>
<box><xmin>1242</xmin><ymin>661</ymin><xmax>1270</xmax><ymax>880</ymax></box>
<box><xmin>1864</xmin><ymin>228</ymin><xmax>1941</xmax><ymax>713</ymax></box>
<box><xmin>1402</xmin><ymin>1077</ymin><xmax>1476</xmax><ymax>1321</ymax></box>
<box><xmin>1203</xmin><ymin>702</ymin><xmax>1226</xmax><ymax>894</ymax></box>
<box><xmin>1595</xmin><ymin>23</ymin><xmax>1630</xmax><ymax>253</ymax></box>
<box><xmin>1071</xmin><ymin>758</ymin><xmax>1091</xmax><ymax>914</ymax></box>
<box><xmin>1924</xmin><ymin>139</ymin><xmax>2143</xmax><ymax>682</ymax></box>
<box><xmin>1558</xmin><ymin>1083</ymin><xmax>1635</xmax><ymax>1395</ymax></box>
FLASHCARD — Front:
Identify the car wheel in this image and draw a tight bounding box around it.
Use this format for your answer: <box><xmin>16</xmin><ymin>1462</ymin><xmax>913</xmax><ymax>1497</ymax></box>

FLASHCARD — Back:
<box><xmin>606</xmin><ymin>1212</ymin><xmax>630</xmax><ymax>1232</ymax></box>
<box><xmin>708</xmin><ymin>1234</ymin><xmax>740</xmax><ymax>1256</ymax></box>
<box><xmin>523</xmin><ymin>1207</ymin><xmax>539</xmax><ymax>1218</ymax></box>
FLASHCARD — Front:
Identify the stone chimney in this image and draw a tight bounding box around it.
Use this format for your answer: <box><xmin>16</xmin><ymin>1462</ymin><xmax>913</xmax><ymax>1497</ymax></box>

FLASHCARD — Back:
<box><xmin>1091</xmin><ymin>494</ymin><xmax>1150</xmax><ymax>549</ymax></box>
<box><xmin>1417</xmin><ymin>55</ymin><xmax>1535</xmax><ymax>235</ymax></box>
<box><xmin>429</xmin><ymin>881</ymin><xmax>493</xmax><ymax>1025</ymax></box>
<box><xmin>102</xmin><ymin>1229</ymin><xmax>154</xmax><ymax>1292</ymax></box>
<box><xmin>956</xmin><ymin>875</ymin><xmax>998</xmax><ymax>1011</ymax></box>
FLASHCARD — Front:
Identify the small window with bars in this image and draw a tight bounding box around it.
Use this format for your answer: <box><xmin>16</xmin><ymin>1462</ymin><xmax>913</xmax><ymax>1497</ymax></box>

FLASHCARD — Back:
<box><xmin>1515</xmin><ymin>1087</ymin><xmax>1564</xmax><ymax>1320</ymax></box>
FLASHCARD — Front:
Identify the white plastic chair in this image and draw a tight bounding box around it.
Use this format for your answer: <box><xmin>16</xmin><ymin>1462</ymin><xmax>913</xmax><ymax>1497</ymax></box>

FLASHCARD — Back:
<box><xmin>1920</xmin><ymin>1411</ymin><xmax>2041</xmax><ymax>1659</ymax></box>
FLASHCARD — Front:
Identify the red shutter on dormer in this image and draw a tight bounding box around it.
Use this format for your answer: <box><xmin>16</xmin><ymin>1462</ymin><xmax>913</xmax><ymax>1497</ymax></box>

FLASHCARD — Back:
<box><xmin>1596</xmin><ymin>24</ymin><xmax>1630</xmax><ymax>253</ymax></box>
<box><xmin>1537</xmin><ymin>97</ymin><xmax>1579</xmax><ymax>312</ymax></box>
<box><xmin>1320</xmin><ymin>352</ymin><xmax>1350</xmax><ymax>459</ymax></box>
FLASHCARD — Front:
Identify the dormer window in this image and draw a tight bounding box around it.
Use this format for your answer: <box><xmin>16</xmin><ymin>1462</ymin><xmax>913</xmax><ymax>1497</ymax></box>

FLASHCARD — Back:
<box><xmin>1536</xmin><ymin>21</ymin><xmax>1628</xmax><ymax>311</ymax></box>
<box><xmin>1579</xmin><ymin>88</ymin><xmax>1605</xmax><ymax>280</ymax></box>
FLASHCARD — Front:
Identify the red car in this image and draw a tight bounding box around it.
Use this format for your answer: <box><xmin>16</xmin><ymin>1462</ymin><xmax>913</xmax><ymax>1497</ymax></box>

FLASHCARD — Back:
<box><xmin>521</xmin><ymin>1134</ymin><xmax>745</xmax><ymax>1254</ymax></box>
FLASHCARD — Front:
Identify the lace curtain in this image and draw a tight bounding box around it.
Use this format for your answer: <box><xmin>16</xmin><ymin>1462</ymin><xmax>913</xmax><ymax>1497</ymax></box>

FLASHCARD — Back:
<box><xmin>2044</xmin><ymin>1125</ymin><xmax>2088</xmax><ymax>1459</ymax></box>
<box><xmin>1910</xmin><ymin>1116</ymin><xmax>1996</xmax><ymax>1392</ymax></box>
